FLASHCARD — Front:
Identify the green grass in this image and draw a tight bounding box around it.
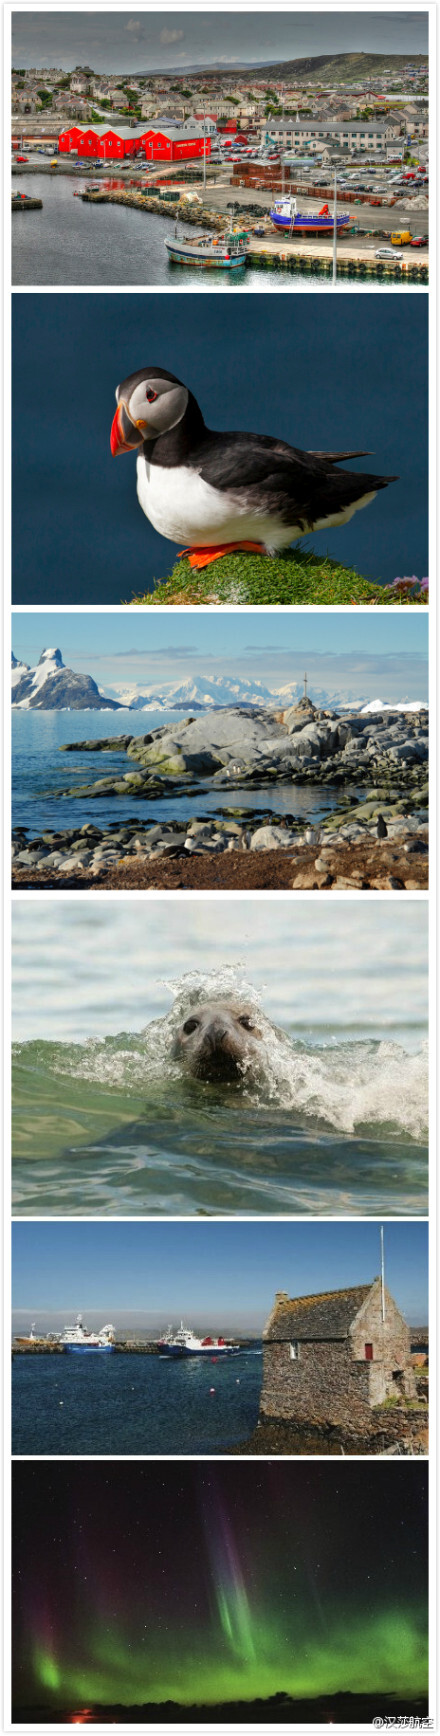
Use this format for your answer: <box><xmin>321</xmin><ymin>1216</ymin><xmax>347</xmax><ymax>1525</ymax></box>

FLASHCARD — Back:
<box><xmin>375</xmin><ymin>1396</ymin><xmax>426</xmax><ymax>1412</ymax></box>
<box><xmin>129</xmin><ymin>547</ymin><xmax>428</xmax><ymax>608</ymax></box>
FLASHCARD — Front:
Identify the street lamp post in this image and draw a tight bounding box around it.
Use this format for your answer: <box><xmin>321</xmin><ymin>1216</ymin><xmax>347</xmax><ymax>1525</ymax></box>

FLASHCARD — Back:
<box><xmin>332</xmin><ymin>167</ymin><xmax>338</xmax><ymax>283</ymax></box>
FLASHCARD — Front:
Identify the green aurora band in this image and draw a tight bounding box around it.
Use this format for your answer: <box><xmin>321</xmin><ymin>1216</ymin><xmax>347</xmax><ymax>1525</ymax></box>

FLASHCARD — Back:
<box><xmin>31</xmin><ymin>1607</ymin><xmax>428</xmax><ymax>1709</ymax></box>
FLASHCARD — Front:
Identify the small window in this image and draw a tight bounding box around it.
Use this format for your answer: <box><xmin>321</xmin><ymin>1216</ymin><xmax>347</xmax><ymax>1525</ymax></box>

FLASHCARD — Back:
<box><xmin>289</xmin><ymin>1341</ymin><xmax>299</xmax><ymax>1360</ymax></box>
<box><xmin>365</xmin><ymin>1342</ymin><xmax>374</xmax><ymax>1361</ymax></box>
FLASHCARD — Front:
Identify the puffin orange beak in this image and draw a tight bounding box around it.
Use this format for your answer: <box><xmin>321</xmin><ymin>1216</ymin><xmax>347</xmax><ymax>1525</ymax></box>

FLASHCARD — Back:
<box><xmin>110</xmin><ymin>401</ymin><xmax>146</xmax><ymax>456</ymax></box>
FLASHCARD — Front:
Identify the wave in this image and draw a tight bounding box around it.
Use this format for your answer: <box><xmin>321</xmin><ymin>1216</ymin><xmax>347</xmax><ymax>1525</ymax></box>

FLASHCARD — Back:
<box><xmin>13</xmin><ymin>967</ymin><xmax>428</xmax><ymax>1145</ymax></box>
<box><xmin>12</xmin><ymin>972</ymin><xmax>426</xmax><ymax>1145</ymax></box>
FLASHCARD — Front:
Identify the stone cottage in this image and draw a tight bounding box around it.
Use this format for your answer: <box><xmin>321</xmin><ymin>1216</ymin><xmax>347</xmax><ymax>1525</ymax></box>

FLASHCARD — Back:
<box><xmin>261</xmin><ymin>1280</ymin><xmax>416</xmax><ymax>1431</ymax></box>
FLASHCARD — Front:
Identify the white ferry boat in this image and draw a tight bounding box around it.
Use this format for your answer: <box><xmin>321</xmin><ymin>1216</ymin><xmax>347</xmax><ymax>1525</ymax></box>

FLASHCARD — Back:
<box><xmin>158</xmin><ymin>1321</ymin><xmax>238</xmax><ymax>1357</ymax></box>
<box><xmin>60</xmin><ymin>1314</ymin><xmax>115</xmax><ymax>1354</ymax></box>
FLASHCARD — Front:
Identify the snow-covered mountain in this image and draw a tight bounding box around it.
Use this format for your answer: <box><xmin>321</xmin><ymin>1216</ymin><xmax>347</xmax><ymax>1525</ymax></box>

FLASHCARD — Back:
<box><xmin>11</xmin><ymin>648</ymin><xmax>122</xmax><ymax>711</ymax></box>
<box><xmin>359</xmin><ymin>697</ymin><xmax>428</xmax><ymax>714</ymax></box>
<box><xmin>103</xmin><ymin>672</ymin><xmax>429</xmax><ymax>715</ymax></box>
<box><xmin>104</xmin><ymin>674</ymin><xmax>294</xmax><ymax>710</ymax></box>
<box><xmin>103</xmin><ymin>673</ymin><xmax>344</xmax><ymax>712</ymax></box>
<box><xmin>12</xmin><ymin>653</ymin><xmax>428</xmax><ymax>717</ymax></box>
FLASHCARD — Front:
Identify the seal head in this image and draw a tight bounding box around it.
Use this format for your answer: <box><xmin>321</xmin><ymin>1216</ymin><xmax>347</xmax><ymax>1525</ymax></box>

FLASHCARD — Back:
<box><xmin>171</xmin><ymin>1000</ymin><xmax>263</xmax><ymax>1085</ymax></box>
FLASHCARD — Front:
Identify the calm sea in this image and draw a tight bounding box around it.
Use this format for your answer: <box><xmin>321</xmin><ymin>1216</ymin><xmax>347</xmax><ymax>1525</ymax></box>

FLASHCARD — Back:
<box><xmin>11</xmin><ymin>172</ymin><xmax>419</xmax><ymax>290</ymax></box>
<box><xmin>12</xmin><ymin>707</ymin><xmax>353</xmax><ymax>837</ymax></box>
<box><xmin>12</xmin><ymin>905</ymin><xmax>428</xmax><ymax>1217</ymax></box>
<box><xmin>12</xmin><ymin>1346</ymin><xmax>263</xmax><ymax>1456</ymax></box>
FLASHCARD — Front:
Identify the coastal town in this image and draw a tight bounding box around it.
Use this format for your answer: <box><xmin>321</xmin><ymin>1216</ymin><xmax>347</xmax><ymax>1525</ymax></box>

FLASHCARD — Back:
<box><xmin>12</xmin><ymin>51</ymin><xmax>429</xmax><ymax>280</ymax></box>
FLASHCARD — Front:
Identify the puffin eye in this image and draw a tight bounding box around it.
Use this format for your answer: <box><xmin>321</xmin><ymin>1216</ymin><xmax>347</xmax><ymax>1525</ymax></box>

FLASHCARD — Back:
<box><xmin>238</xmin><ymin>1015</ymin><xmax>254</xmax><ymax>1031</ymax></box>
<box><xmin>183</xmin><ymin>1017</ymin><xmax>199</xmax><ymax>1036</ymax></box>
<box><xmin>145</xmin><ymin>388</ymin><xmax>158</xmax><ymax>403</ymax></box>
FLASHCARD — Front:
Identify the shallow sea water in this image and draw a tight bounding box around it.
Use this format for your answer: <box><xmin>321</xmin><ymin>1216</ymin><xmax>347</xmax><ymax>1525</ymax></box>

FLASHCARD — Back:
<box><xmin>12</xmin><ymin>708</ymin><xmax>351</xmax><ymax>836</ymax></box>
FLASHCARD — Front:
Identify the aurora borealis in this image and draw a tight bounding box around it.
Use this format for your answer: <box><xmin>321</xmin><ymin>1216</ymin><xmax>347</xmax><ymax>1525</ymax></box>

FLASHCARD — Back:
<box><xmin>12</xmin><ymin>1462</ymin><xmax>428</xmax><ymax>1721</ymax></box>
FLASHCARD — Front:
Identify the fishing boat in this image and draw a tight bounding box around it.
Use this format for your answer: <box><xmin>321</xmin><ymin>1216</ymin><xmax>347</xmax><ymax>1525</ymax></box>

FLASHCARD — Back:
<box><xmin>164</xmin><ymin>226</ymin><xmax>248</xmax><ymax>269</ymax></box>
<box><xmin>269</xmin><ymin>195</ymin><xmax>350</xmax><ymax>234</ymax></box>
<box><xmin>60</xmin><ymin>1314</ymin><xmax>115</xmax><ymax>1354</ymax></box>
<box><xmin>158</xmin><ymin>1322</ymin><xmax>238</xmax><ymax>1357</ymax></box>
<box><xmin>14</xmin><ymin>1323</ymin><xmax>39</xmax><ymax>1345</ymax></box>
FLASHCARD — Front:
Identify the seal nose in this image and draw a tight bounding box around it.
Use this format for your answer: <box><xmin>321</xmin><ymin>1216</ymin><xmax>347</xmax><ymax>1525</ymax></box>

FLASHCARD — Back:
<box><xmin>205</xmin><ymin>1021</ymin><xmax>228</xmax><ymax>1051</ymax></box>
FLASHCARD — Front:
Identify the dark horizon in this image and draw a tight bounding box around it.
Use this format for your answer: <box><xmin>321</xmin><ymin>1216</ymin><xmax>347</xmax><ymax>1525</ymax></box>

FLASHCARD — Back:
<box><xmin>13</xmin><ymin>1690</ymin><xmax>431</xmax><ymax>1724</ymax></box>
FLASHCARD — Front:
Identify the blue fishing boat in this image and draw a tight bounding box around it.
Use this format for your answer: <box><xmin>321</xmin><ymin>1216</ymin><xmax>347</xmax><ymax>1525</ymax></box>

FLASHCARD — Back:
<box><xmin>270</xmin><ymin>195</ymin><xmax>350</xmax><ymax>234</ymax></box>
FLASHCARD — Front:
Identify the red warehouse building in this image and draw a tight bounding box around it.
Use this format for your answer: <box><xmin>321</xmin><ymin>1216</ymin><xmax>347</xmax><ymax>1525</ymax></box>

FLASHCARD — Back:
<box><xmin>58</xmin><ymin>123</ymin><xmax>211</xmax><ymax>161</ymax></box>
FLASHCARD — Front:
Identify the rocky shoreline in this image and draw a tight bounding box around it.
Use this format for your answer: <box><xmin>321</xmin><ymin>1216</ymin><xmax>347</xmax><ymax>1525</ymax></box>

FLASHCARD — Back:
<box><xmin>12</xmin><ymin>700</ymin><xmax>428</xmax><ymax>889</ymax></box>
<box><xmin>228</xmin><ymin>1410</ymin><xmax>428</xmax><ymax>1457</ymax></box>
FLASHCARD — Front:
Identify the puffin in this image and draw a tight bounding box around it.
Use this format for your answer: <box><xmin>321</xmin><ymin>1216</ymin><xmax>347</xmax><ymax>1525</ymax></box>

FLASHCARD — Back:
<box><xmin>110</xmin><ymin>366</ymin><xmax>397</xmax><ymax>569</ymax></box>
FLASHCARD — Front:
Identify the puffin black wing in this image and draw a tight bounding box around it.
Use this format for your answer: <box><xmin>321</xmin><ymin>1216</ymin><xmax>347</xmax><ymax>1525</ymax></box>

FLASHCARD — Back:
<box><xmin>192</xmin><ymin>432</ymin><xmax>398</xmax><ymax>531</ymax></box>
<box><xmin>308</xmin><ymin>449</ymin><xmax>372</xmax><ymax>462</ymax></box>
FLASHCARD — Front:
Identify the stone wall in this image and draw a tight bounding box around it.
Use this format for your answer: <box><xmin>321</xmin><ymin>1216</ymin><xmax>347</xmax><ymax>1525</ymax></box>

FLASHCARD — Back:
<box><xmin>261</xmin><ymin>1285</ymin><xmax>416</xmax><ymax>1427</ymax></box>
<box><xmin>350</xmin><ymin>1287</ymin><xmax>416</xmax><ymax>1400</ymax></box>
<box><xmin>260</xmin><ymin>1340</ymin><xmax>375</xmax><ymax>1429</ymax></box>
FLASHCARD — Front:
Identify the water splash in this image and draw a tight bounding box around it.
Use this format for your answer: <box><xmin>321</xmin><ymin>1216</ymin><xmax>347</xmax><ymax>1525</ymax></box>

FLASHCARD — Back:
<box><xmin>16</xmin><ymin>966</ymin><xmax>426</xmax><ymax>1143</ymax></box>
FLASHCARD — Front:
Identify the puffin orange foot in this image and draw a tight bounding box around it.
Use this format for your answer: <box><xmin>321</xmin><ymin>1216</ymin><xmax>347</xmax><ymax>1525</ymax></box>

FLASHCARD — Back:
<box><xmin>177</xmin><ymin>541</ymin><xmax>266</xmax><ymax>571</ymax></box>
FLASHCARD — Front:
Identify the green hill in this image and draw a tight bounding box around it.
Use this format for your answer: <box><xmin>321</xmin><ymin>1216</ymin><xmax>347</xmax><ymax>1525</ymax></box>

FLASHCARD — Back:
<box><xmin>241</xmin><ymin>51</ymin><xmax>427</xmax><ymax>85</ymax></box>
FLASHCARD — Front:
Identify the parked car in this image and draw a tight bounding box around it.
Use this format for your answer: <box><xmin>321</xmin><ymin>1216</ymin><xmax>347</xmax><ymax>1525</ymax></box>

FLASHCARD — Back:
<box><xmin>410</xmin><ymin>234</ymin><xmax>428</xmax><ymax>247</ymax></box>
<box><xmin>375</xmin><ymin>246</ymin><xmax>403</xmax><ymax>260</ymax></box>
<box><xmin>15</xmin><ymin>154</ymin><xmax>29</xmax><ymax>162</ymax></box>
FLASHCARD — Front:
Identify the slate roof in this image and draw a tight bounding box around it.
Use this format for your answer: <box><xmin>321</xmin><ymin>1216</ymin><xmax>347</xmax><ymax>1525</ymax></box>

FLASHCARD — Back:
<box><xmin>269</xmin><ymin>118</ymin><xmax>397</xmax><ymax>134</ymax></box>
<box><xmin>264</xmin><ymin>1282</ymin><xmax>377</xmax><ymax>1341</ymax></box>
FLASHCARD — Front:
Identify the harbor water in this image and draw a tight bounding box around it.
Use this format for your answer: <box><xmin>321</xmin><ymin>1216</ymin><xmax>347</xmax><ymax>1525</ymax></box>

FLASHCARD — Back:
<box><xmin>12</xmin><ymin>1345</ymin><xmax>263</xmax><ymax>1455</ymax></box>
<box><xmin>11</xmin><ymin>173</ymin><xmax>423</xmax><ymax>289</ymax></box>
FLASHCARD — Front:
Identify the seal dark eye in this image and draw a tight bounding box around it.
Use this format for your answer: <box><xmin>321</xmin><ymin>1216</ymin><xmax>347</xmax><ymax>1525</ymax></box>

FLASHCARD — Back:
<box><xmin>238</xmin><ymin>1016</ymin><xmax>254</xmax><ymax>1030</ymax></box>
<box><xmin>146</xmin><ymin>388</ymin><xmax>158</xmax><ymax>403</ymax></box>
<box><xmin>183</xmin><ymin>1017</ymin><xmax>199</xmax><ymax>1035</ymax></box>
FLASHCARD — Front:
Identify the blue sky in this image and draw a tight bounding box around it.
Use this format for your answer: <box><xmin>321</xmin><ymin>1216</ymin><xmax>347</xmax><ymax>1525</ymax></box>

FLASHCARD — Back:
<box><xmin>12</xmin><ymin>11</ymin><xmax>428</xmax><ymax>73</ymax></box>
<box><xmin>12</xmin><ymin>610</ymin><xmax>428</xmax><ymax>699</ymax></box>
<box><xmin>11</xmin><ymin>1220</ymin><xmax>428</xmax><ymax>1327</ymax></box>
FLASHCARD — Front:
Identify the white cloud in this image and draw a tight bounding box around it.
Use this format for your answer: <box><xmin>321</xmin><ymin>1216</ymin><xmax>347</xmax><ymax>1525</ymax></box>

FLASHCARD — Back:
<box><xmin>160</xmin><ymin>28</ymin><xmax>184</xmax><ymax>45</ymax></box>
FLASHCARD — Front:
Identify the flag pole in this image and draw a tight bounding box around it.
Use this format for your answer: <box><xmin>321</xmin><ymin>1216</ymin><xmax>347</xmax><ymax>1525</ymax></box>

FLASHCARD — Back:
<box><xmin>332</xmin><ymin>168</ymin><xmax>337</xmax><ymax>283</ymax></box>
<box><xmin>380</xmin><ymin>1225</ymin><xmax>386</xmax><ymax>1321</ymax></box>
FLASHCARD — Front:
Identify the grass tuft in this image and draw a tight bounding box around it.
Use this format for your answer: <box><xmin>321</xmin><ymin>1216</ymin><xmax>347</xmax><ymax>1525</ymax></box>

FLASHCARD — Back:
<box><xmin>129</xmin><ymin>547</ymin><xmax>428</xmax><ymax>608</ymax></box>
